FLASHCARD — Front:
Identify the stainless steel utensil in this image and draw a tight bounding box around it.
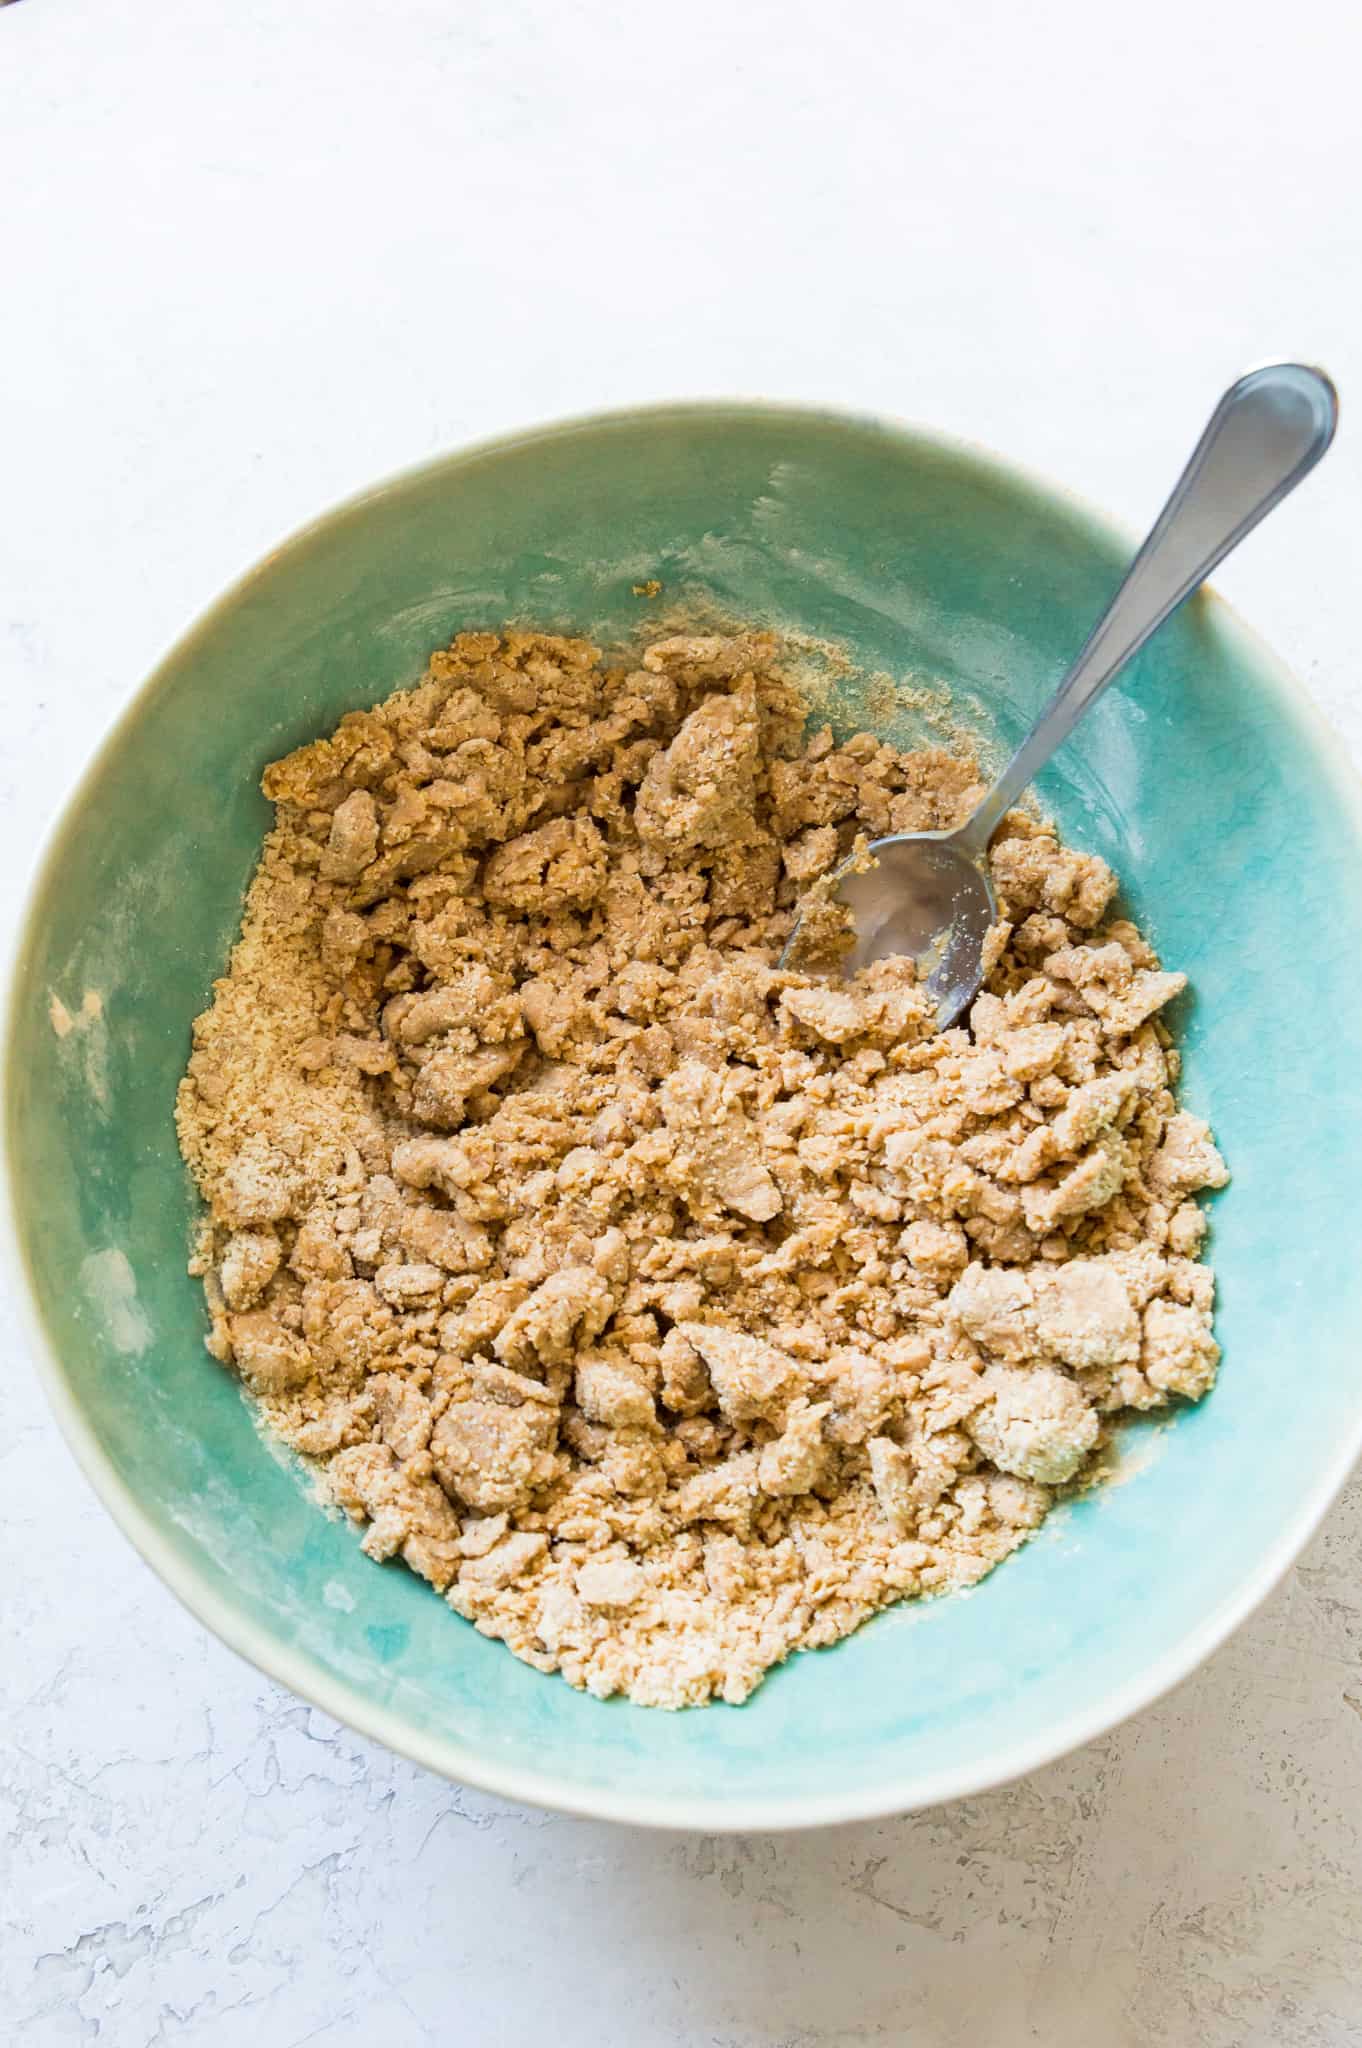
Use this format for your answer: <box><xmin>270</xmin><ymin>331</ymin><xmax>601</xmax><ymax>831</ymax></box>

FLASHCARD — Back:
<box><xmin>781</xmin><ymin>363</ymin><xmax>1338</xmax><ymax>1024</ymax></box>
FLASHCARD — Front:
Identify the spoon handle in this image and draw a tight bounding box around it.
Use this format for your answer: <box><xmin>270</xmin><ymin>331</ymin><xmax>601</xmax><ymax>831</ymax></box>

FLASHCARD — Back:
<box><xmin>957</xmin><ymin>362</ymin><xmax>1338</xmax><ymax>856</ymax></box>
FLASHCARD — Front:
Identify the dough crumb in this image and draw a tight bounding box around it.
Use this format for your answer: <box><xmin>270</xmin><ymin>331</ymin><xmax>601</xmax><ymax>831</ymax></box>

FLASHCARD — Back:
<box><xmin>177</xmin><ymin>627</ymin><xmax>1225</xmax><ymax>1709</ymax></box>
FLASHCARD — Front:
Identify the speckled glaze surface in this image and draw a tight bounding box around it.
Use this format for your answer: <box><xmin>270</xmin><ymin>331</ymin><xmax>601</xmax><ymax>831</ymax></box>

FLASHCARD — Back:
<box><xmin>7</xmin><ymin>404</ymin><xmax>1362</xmax><ymax>1830</ymax></box>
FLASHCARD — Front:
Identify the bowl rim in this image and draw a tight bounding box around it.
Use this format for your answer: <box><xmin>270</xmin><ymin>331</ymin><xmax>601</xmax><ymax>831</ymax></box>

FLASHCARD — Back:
<box><xmin>7</xmin><ymin>395</ymin><xmax>1362</xmax><ymax>1832</ymax></box>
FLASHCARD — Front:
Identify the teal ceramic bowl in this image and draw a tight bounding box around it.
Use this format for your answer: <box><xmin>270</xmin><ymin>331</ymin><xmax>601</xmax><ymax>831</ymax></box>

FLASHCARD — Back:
<box><xmin>8</xmin><ymin>404</ymin><xmax>1362</xmax><ymax>1829</ymax></box>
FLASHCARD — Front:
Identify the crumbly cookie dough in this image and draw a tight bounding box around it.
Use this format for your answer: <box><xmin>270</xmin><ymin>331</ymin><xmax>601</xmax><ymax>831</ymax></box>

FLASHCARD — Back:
<box><xmin>176</xmin><ymin>628</ymin><xmax>1227</xmax><ymax>1708</ymax></box>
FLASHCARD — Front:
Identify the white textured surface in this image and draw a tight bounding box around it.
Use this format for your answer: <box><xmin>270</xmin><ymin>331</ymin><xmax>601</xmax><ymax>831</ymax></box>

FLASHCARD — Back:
<box><xmin>4</xmin><ymin>3</ymin><xmax>1362</xmax><ymax>2041</ymax></box>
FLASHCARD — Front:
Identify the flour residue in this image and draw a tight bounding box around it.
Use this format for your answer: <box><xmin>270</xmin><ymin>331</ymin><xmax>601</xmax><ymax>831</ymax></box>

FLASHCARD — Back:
<box><xmin>79</xmin><ymin>1248</ymin><xmax>152</xmax><ymax>1356</ymax></box>
<box><xmin>47</xmin><ymin>987</ymin><xmax>110</xmax><ymax>1108</ymax></box>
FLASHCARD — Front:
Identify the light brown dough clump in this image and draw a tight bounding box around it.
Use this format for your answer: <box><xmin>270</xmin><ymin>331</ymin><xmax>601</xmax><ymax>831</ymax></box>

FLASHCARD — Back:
<box><xmin>176</xmin><ymin>629</ymin><xmax>1227</xmax><ymax>1708</ymax></box>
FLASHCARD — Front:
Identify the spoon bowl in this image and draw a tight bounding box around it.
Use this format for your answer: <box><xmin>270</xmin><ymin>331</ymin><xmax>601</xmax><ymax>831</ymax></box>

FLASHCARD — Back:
<box><xmin>838</xmin><ymin>829</ymin><xmax>997</xmax><ymax>1026</ymax></box>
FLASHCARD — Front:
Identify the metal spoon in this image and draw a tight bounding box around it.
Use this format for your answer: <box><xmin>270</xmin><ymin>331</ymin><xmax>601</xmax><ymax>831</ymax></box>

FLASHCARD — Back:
<box><xmin>781</xmin><ymin>362</ymin><xmax>1338</xmax><ymax>1024</ymax></box>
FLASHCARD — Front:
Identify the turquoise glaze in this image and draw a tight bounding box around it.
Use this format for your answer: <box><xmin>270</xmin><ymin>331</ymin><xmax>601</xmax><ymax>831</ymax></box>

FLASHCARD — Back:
<box><xmin>7</xmin><ymin>405</ymin><xmax>1362</xmax><ymax>1828</ymax></box>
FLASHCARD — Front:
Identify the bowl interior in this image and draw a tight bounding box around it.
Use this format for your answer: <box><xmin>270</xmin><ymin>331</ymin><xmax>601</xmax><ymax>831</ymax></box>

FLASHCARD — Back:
<box><xmin>10</xmin><ymin>405</ymin><xmax>1362</xmax><ymax>1828</ymax></box>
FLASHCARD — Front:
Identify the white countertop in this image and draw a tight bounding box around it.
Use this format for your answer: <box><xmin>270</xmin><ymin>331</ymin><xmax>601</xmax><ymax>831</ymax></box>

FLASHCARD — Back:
<box><xmin>4</xmin><ymin>3</ymin><xmax>1362</xmax><ymax>2042</ymax></box>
